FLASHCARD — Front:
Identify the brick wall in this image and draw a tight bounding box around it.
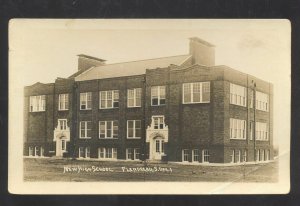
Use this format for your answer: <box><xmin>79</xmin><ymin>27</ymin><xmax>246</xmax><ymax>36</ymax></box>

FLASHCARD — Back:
<box><xmin>24</xmin><ymin>64</ymin><xmax>273</xmax><ymax>163</ymax></box>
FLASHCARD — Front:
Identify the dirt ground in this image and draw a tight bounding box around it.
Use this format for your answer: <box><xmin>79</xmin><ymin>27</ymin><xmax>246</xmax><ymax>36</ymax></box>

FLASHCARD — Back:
<box><xmin>24</xmin><ymin>158</ymin><xmax>278</xmax><ymax>182</ymax></box>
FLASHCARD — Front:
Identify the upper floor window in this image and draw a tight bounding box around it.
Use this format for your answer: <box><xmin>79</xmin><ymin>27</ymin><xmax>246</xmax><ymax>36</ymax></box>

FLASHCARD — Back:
<box><xmin>80</xmin><ymin>121</ymin><xmax>92</xmax><ymax>139</ymax></box>
<box><xmin>256</xmin><ymin>91</ymin><xmax>269</xmax><ymax>112</ymax></box>
<box><xmin>58</xmin><ymin>119</ymin><xmax>67</xmax><ymax>130</ymax></box>
<box><xmin>151</xmin><ymin>86</ymin><xmax>166</xmax><ymax>106</ymax></box>
<box><xmin>182</xmin><ymin>82</ymin><xmax>210</xmax><ymax>104</ymax></box>
<box><xmin>80</xmin><ymin>92</ymin><xmax>92</xmax><ymax>110</ymax></box>
<box><xmin>127</xmin><ymin>120</ymin><xmax>141</xmax><ymax>139</ymax></box>
<box><xmin>100</xmin><ymin>90</ymin><xmax>119</xmax><ymax>109</ymax></box>
<box><xmin>58</xmin><ymin>94</ymin><xmax>69</xmax><ymax>111</ymax></box>
<box><xmin>256</xmin><ymin>122</ymin><xmax>269</xmax><ymax>141</ymax></box>
<box><xmin>230</xmin><ymin>83</ymin><xmax>246</xmax><ymax>107</ymax></box>
<box><xmin>29</xmin><ymin>95</ymin><xmax>46</xmax><ymax>112</ymax></box>
<box><xmin>99</xmin><ymin>120</ymin><xmax>118</xmax><ymax>139</ymax></box>
<box><xmin>127</xmin><ymin>88</ymin><xmax>142</xmax><ymax>107</ymax></box>
<box><xmin>153</xmin><ymin>116</ymin><xmax>164</xmax><ymax>129</ymax></box>
<box><xmin>230</xmin><ymin>118</ymin><xmax>246</xmax><ymax>140</ymax></box>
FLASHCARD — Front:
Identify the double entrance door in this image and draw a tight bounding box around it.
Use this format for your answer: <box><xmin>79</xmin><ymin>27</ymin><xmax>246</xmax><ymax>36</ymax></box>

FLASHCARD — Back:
<box><xmin>56</xmin><ymin>138</ymin><xmax>67</xmax><ymax>157</ymax></box>
<box><xmin>152</xmin><ymin>138</ymin><xmax>165</xmax><ymax>160</ymax></box>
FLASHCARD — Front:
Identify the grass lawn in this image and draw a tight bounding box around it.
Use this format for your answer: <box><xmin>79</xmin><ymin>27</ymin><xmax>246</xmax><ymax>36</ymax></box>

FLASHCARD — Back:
<box><xmin>24</xmin><ymin>158</ymin><xmax>278</xmax><ymax>182</ymax></box>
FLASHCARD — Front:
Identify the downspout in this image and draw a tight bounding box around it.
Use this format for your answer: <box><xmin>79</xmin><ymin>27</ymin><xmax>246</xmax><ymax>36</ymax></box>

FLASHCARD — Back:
<box><xmin>143</xmin><ymin>74</ymin><xmax>147</xmax><ymax>161</ymax></box>
<box><xmin>52</xmin><ymin>83</ymin><xmax>55</xmax><ymax>156</ymax></box>
<box><xmin>253</xmin><ymin>81</ymin><xmax>257</xmax><ymax>162</ymax></box>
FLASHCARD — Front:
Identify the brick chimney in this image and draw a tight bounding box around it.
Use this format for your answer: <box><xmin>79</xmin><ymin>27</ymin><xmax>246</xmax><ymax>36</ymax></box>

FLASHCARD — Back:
<box><xmin>189</xmin><ymin>37</ymin><xmax>215</xmax><ymax>66</ymax></box>
<box><xmin>77</xmin><ymin>54</ymin><xmax>106</xmax><ymax>71</ymax></box>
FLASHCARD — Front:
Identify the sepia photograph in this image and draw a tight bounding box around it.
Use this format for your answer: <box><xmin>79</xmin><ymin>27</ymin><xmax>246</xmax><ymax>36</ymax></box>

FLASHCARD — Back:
<box><xmin>8</xmin><ymin>19</ymin><xmax>290</xmax><ymax>194</ymax></box>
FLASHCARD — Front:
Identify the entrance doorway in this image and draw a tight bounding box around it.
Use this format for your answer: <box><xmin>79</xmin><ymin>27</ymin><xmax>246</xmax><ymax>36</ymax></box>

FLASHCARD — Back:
<box><xmin>56</xmin><ymin>137</ymin><xmax>67</xmax><ymax>157</ymax></box>
<box><xmin>151</xmin><ymin>137</ymin><xmax>165</xmax><ymax>160</ymax></box>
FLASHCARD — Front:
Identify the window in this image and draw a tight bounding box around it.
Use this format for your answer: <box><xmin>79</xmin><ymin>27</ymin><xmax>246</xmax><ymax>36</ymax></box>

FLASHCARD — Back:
<box><xmin>237</xmin><ymin>150</ymin><xmax>241</xmax><ymax>163</ymax></box>
<box><xmin>192</xmin><ymin>149</ymin><xmax>199</xmax><ymax>162</ymax></box>
<box><xmin>183</xmin><ymin>82</ymin><xmax>210</xmax><ymax>104</ymax></box>
<box><xmin>79</xmin><ymin>147</ymin><xmax>90</xmax><ymax>158</ymax></box>
<box><xmin>155</xmin><ymin>140</ymin><xmax>164</xmax><ymax>154</ymax></box>
<box><xmin>35</xmin><ymin>146</ymin><xmax>40</xmax><ymax>156</ymax></box>
<box><xmin>80</xmin><ymin>121</ymin><xmax>92</xmax><ymax>139</ymax></box>
<box><xmin>29</xmin><ymin>146</ymin><xmax>44</xmax><ymax>156</ymax></box>
<box><xmin>99</xmin><ymin>121</ymin><xmax>118</xmax><ymax>138</ymax></box>
<box><xmin>230</xmin><ymin>150</ymin><xmax>235</xmax><ymax>163</ymax></box>
<box><xmin>98</xmin><ymin>148</ymin><xmax>117</xmax><ymax>159</ymax></box>
<box><xmin>151</xmin><ymin>86</ymin><xmax>166</xmax><ymax>106</ymax></box>
<box><xmin>261</xmin><ymin>150</ymin><xmax>265</xmax><ymax>161</ymax></box>
<box><xmin>127</xmin><ymin>88</ymin><xmax>142</xmax><ymax>107</ymax></box>
<box><xmin>61</xmin><ymin>140</ymin><xmax>66</xmax><ymax>151</ymax></box>
<box><xmin>100</xmin><ymin>90</ymin><xmax>119</xmax><ymax>109</ymax></box>
<box><xmin>58</xmin><ymin>94</ymin><xmax>69</xmax><ymax>110</ymax></box>
<box><xmin>29</xmin><ymin>146</ymin><xmax>33</xmax><ymax>156</ymax></box>
<box><xmin>182</xmin><ymin>149</ymin><xmax>189</xmax><ymax>162</ymax></box>
<box><xmin>126</xmin><ymin>148</ymin><xmax>140</xmax><ymax>160</ymax></box>
<box><xmin>40</xmin><ymin>147</ymin><xmax>44</xmax><ymax>156</ymax></box>
<box><xmin>256</xmin><ymin>91</ymin><xmax>269</xmax><ymax>112</ymax></box>
<box><xmin>127</xmin><ymin>120</ymin><xmax>141</xmax><ymax>138</ymax></box>
<box><xmin>134</xmin><ymin>148</ymin><xmax>140</xmax><ymax>160</ymax></box>
<box><xmin>202</xmin><ymin>150</ymin><xmax>209</xmax><ymax>163</ymax></box>
<box><xmin>153</xmin><ymin>116</ymin><xmax>164</xmax><ymax>129</ymax></box>
<box><xmin>126</xmin><ymin>148</ymin><xmax>133</xmax><ymax>160</ymax></box>
<box><xmin>256</xmin><ymin>122</ymin><xmax>269</xmax><ymax>141</ymax></box>
<box><xmin>80</xmin><ymin>92</ymin><xmax>92</xmax><ymax>110</ymax></box>
<box><xmin>58</xmin><ymin>119</ymin><xmax>67</xmax><ymax>130</ymax></box>
<box><xmin>156</xmin><ymin>140</ymin><xmax>160</xmax><ymax>153</ymax></box>
<box><xmin>29</xmin><ymin>95</ymin><xmax>46</xmax><ymax>112</ymax></box>
<box><xmin>243</xmin><ymin>150</ymin><xmax>247</xmax><ymax>162</ymax></box>
<box><xmin>256</xmin><ymin>149</ymin><xmax>260</xmax><ymax>162</ymax></box>
<box><xmin>230</xmin><ymin>118</ymin><xmax>246</xmax><ymax>139</ymax></box>
<box><xmin>230</xmin><ymin>83</ymin><xmax>247</xmax><ymax>107</ymax></box>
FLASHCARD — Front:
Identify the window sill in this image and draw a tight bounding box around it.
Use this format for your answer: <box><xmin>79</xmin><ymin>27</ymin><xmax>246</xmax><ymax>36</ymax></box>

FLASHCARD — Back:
<box><xmin>58</xmin><ymin>109</ymin><xmax>69</xmax><ymax>111</ymax></box>
<box><xmin>80</xmin><ymin>109</ymin><xmax>92</xmax><ymax>111</ymax></box>
<box><xmin>99</xmin><ymin>107</ymin><xmax>119</xmax><ymax>110</ymax></box>
<box><xmin>29</xmin><ymin>111</ymin><xmax>46</xmax><ymax>113</ymax></box>
<box><xmin>127</xmin><ymin>106</ymin><xmax>142</xmax><ymax>108</ymax></box>
<box><xmin>182</xmin><ymin>102</ymin><xmax>210</xmax><ymax>105</ymax></box>
<box><xmin>230</xmin><ymin>138</ymin><xmax>247</xmax><ymax>140</ymax></box>
<box><xmin>79</xmin><ymin>137</ymin><xmax>92</xmax><ymax>139</ymax></box>
<box><xmin>256</xmin><ymin>109</ymin><xmax>269</xmax><ymax>112</ymax></box>
<box><xmin>99</xmin><ymin>138</ymin><xmax>118</xmax><ymax>140</ymax></box>
<box><xmin>127</xmin><ymin>137</ymin><xmax>142</xmax><ymax>139</ymax></box>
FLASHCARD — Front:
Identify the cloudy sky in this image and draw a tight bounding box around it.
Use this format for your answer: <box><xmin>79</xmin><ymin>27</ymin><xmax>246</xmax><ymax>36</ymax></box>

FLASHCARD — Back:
<box><xmin>9</xmin><ymin>19</ymin><xmax>290</xmax><ymax>150</ymax></box>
